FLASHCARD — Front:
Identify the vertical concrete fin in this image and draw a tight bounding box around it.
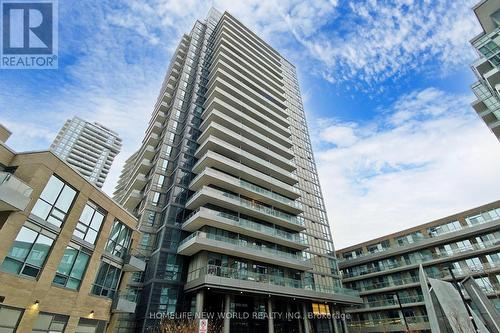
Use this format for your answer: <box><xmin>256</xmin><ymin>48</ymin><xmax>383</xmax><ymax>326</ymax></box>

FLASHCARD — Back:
<box><xmin>419</xmin><ymin>264</ymin><xmax>442</xmax><ymax>333</ymax></box>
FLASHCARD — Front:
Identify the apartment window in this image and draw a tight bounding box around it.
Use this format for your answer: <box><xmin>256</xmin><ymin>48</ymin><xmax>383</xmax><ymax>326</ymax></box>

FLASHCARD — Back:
<box><xmin>73</xmin><ymin>202</ymin><xmax>106</xmax><ymax>244</ymax></box>
<box><xmin>31</xmin><ymin>175</ymin><xmax>77</xmax><ymax>227</ymax></box>
<box><xmin>105</xmin><ymin>219</ymin><xmax>132</xmax><ymax>259</ymax></box>
<box><xmin>479</xmin><ymin>41</ymin><xmax>500</xmax><ymax>58</ymax></box>
<box><xmin>1</xmin><ymin>226</ymin><xmax>55</xmax><ymax>278</ymax></box>
<box><xmin>311</xmin><ymin>303</ymin><xmax>330</xmax><ymax>315</ymax></box>
<box><xmin>91</xmin><ymin>261</ymin><xmax>121</xmax><ymax>298</ymax></box>
<box><xmin>76</xmin><ymin>318</ymin><xmax>106</xmax><ymax>333</ymax></box>
<box><xmin>32</xmin><ymin>312</ymin><xmax>68</xmax><ymax>333</ymax></box>
<box><xmin>475</xmin><ymin>277</ymin><xmax>495</xmax><ymax>293</ymax></box>
<box><xmin>428</xmin><ymin>220</ymin><xmax>461</xmax><ymax>237</ymax></box>
<box><xmin>0</xmin><ymin>305</ymin><xmax>23</xmax><ymax>332</ymax></box>
<box><xmin>151</xmin><ymin>192</ymin><xmax>160</xmax><ymax>206</ymax></box>
<box><xmin>53</xmin><ymin>246</ymin><xmax>91</xmax><ymax>290</ymax></box>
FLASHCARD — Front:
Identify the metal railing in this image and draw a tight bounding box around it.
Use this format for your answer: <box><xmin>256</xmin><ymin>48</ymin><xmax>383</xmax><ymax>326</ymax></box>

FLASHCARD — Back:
<box><xmin>349</xmin><ymin>261</ymin><xmax>500</xmax><ymax>292</ymax></box>
<box><xmin>179</xmin><ymin>231</ymin><xmax>306</xmax><ymax>262</ymax></box>
<box><xmin>348</xmin><ymin>315</ymin><xmax>429</xmax><ymax>328</ymax></box>
<box><xmin>340</xmin><ymin>218</ymin><xmax>499</xmax><ymax>263</ymax></box>
<box><xmin>189</xmin><ymin>265</ymin><xmax>359</xmax><ymax>297</ymax></box>
<box><xmin>356</xmin><ymin>294</ymin><xmax>424</xmax><ymax>309</ymax></box>
<box><xmin>239</xmin><ymin>178</ymin><xmax>302</xmax><ymax>210</ymax></box>
<box><xmin>218</xmin><ymin>188</ymin><xmax>304</xmax><ymax>226</ymax></box>
<box><xmin>185</xmin><ymin>207</ymin><xmax>307</xmax><ymax>245</ymax></box>
<box><xmin>343</xmin><ymin>239</ymin><xmax>500</xmax><ymax>278</ymax></box>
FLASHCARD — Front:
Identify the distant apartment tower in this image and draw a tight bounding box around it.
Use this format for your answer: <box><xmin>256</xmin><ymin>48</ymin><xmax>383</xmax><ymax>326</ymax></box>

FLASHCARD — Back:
<box><xmin>470</xmin><ymin>0</ymin><xmax>500</xmax><ymax>140</ymax></box>
<box><xmin>114</xmin><ymin>8</ymin><xmax>361</xmax><ymax>333</ymax></box>
<box><xmin>51</xmin><ymin>117</ymin><xmax>122</xmax><ymax>187</ymax></box>
<box><xmin>336</xmin><ymin>201</ymin><xmax>500</xmax><ymax>333</ymax></box>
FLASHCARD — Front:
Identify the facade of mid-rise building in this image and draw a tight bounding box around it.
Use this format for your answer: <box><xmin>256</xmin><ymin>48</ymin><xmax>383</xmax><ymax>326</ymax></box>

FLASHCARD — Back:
<box><xmin>336</xmin><ymin>201</ymin><xmax>500</xmax><ymax>333</ymax></box>
<box><xmin>0</xmin><ymin>125</ymin><xmax>145</xmax><ymax>332</ymax></box>
<box><xmin>470</xmin><ymin>0</ymin><xmax>500</xmax><ymax>140</ymax></box>
<box><xmin>51</xmin><ymin>117</ymin><xmax>122</xmax><ymax>188</ymax></box>
<box><xmin>114</xmin><ymin>8</ymin><xmax>361</xmax><ymax>333</ymax></box>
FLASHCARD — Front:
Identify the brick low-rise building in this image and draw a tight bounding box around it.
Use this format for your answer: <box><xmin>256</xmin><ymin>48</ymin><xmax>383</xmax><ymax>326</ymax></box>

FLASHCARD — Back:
<box><xmin>0</xmin><ymin>125</ymin><xmax>145</xmax><ymax>332</ymax></box>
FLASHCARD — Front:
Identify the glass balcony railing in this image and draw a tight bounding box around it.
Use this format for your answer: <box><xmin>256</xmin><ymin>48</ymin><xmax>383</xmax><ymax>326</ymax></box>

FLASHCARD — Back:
<box><xmin>350</xmin><ymin>261</ymin><xmax>500</xmax><ymax>292</ymax></box>
<box><xmin>343</xmin><ymin>240</ymin><xmax>500</xmax><ymax>278</ymax></box>
<box><xmin>0</xmin><ymin>172</ymin><xmax>33</xmax><ymax>196</ymax></box>
<box><xmin>186</xmin><ymin>207</ymin><xmax>307</xmax><ymax>245</ymax></box>
<box><xmin>239</xmin><ymin>179</ymin><xmax>303</xmax><ymax>210</ymax></box>
<box><xmin>179</xmin><ymin>231</ymin><xmax>306</xmax><ymax>262</ymax></box>
<box><xmin>216</xmin><ymin>188</ymin><xmax>304</xmax><ymax>227</ymax></box>
<box><xmin>356</xmin><ymin>295</ymin><xmax>424</xmax><ymax>309</ymax></box>
<box><xmin>340</xmin><ymin>216</ymin><xmax>500</xmax><ymax>263</ymax></box>
<box><xmin>359</xmin><ymin>275</ymin><xmax>420</xmax><ymax>291</ymax></box>
<box><xmin>189</xmin><ymin>265</ymin><xmax>359</xmax><ymax>297</ymax></box>
<box><xmin>348</xmin><ymin>315</ymin><xmax>429</xmax><ymax>328</ymax></box>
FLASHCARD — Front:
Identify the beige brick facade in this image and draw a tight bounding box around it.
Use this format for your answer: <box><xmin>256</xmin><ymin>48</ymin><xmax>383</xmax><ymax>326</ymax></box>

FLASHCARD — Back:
<box><xmin>0</xmin><ymin>140</ymin><xmax>141</xmax><ymax>333</ymax></box>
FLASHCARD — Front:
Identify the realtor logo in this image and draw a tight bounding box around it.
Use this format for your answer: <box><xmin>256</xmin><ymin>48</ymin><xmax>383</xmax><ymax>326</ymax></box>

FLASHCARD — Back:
<box><xmin>1</xmin><ymin>0</ymin><xmax>58</xmax><ymax>69</ymax></box>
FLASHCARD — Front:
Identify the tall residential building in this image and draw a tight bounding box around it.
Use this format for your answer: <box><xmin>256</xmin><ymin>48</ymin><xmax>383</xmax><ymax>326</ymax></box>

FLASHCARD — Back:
<box><xmin>51</xmin><ymin>117</ymin><xmax>122</xmax><ymax>188</ymax></box>
<box><xmin>114</xmin><ymin>8</ymin><xmax>361</xmax><ymax>333</ymax></box>
<box><xmin>336</xmin><ymin>201</ymin><xmax>500</xmax><ymax>333</ymax></box>
<box><xmin>470</xmin><ymin>0</ymin><xmax>500</xmax><ymax>141</ymax></box>
<box><xmin>0</xmin><ymin>124</ymin><xmax>145</xmax><ymax>332</ymax></box>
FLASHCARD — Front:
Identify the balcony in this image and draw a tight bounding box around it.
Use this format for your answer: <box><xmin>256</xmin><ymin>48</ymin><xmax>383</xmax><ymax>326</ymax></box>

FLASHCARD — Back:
<box><xmin>143</xmin><ymin>133</ymin><xmax>160</xmax><ymax>147</ymax></box>
<box><xmin>348</xmin><ymin>316</ymin><xmax>429</xmax><ymax>332</ymax></box>
<box><xmin>204</xmin><ymin>83</ymin><xmax>290</xmax><ymax>138</ymax></box>
<box><xmin>354</xmin><ymin>261</ymin><xmax>500</xmax><ymax>295</ymax></box>
<box><xmin>339</xmin><ymin>217</ymin><xmax>500</xmax><ymax>267</ymax></box>
<box><xmin>185</xmin><ymin>186</ymin><xmax>305</xmax><ymax>231</ymax></box>
<box><xmin>350</xmin><ymin>294</ymin><xmax>424</xmax><ymax>312</ymax></box>
<box><xmin>123</xmin><ymin>251</ymin><xmax>146</xmax><ymax>272</ymax></box>
<box><xmin>342</xmin><ymin>239</ymin><xmax>500</xmax><ymax>279</ymax></box>
<box><xmin>129</xmin><ymin>174</ymin><xmax>148</xmax><ymax>191</ymax></box>
<box><xmin>142</xmin><ymin>145</ymin><xmax>156</xmax><ymax>160</ymax></box>
<box><xmin>207</xmin><ymin>63</ymin><xmax>288</xmax><ymax>127</ymax></box>
<box><xmin>189</xmin><ymin>167</ymin><xmax>302</xmax><ymax>214</ymax></box>
<box><xmin>193</xmin><ymin>151</ymin><xmax>300</xmax><ymax>199</ymax></box>
<box><xmin>195</xmin><ymin>135</ymin><xmax>298</xmax><ymax>185</ymax></box>
<box><xmin>185</xmin><ymin>265</ymin><xmax>362</xmax><ymax>304</ymax></box>
<box><xmin>197</xmin><ymin>122</ymin><xmax>295</xmax><ymax>171</ymax></box>
<box><xmin>111</xmin><ymin>292</ymin><xmax>137</xmax><ymax>313</ymax></box>
<box><xmin>203</xmin><ymin>93</ymin><xmax>292</xmax><ymax>148</ymax></box>
<box><xmin>484</xmin><ymin>67</ymin><xmax>500</xmax><ymax>90</ymax></box>
<box><xmin>0</xmin><ymin>172</ymin><xmax>33</xmax><ymax>212</ymax></box>
<box><xmin>182</xmin><ymin>207</ymin><xmax>308</xmax><ymax>250</ymax></box>
<box><xmin>200</xmin><ymin>108</ymin><xmax>293</xmax><ymax>158</ymax></box>
<box><xmin>177</xmin><ymin>231</ymin><xmax>312</xmax><ymax>270</ymax></box>
<box><xmin>137</xmin><ymin>159</ymin><xmax>153</xmax><ymax>174</ymax></box>
<box><xmin>123</xmin><ymin>189</ymin><xmax>143</xmax><ymax>211</ymax></box>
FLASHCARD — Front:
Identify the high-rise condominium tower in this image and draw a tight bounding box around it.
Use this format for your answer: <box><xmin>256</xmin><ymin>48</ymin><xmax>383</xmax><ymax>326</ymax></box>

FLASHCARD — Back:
<box><xmin>470</xmin><ymin>0</ymin><xmax>500</xmax><ymax>141</ymax></box>
<box><xmin>51</xmin><ymin>116</ymin><xmax>122</xmax><ymax>187</ymax></box>
<box><xmin>114</xmin><ymin>8</ymin><xmax>361</xmax><ymax>333</ymax></box>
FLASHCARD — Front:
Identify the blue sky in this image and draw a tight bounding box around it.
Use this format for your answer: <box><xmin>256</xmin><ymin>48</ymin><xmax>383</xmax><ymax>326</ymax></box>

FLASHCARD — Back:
<box><xmin>1</xmin><ymin>0</ymin><xmax>500</xmax><ymax>248</ymax></box>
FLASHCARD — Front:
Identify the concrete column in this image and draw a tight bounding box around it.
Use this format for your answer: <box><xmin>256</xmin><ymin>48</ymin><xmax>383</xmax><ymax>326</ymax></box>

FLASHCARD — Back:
<box><xmin>268</xmin><ymin>298</ymin><xmax>274</xmax><ymax>333</ymax></box>
<box><xmin>302</xmin><ymin>303</ymin><xmax>311</xmax><ymax>333</ymax></box>
<box><xmin>195</xmin><ymin>290</ymin><xmax>205</xmax><ymax>316</ymax></box>
<box><xmin>341</xmin><ymin>316</ymin><xmax>349</xmax><ymax>333</ymax></box>
<box><xmin>223</xmin><ymin>294</ymin><xmax>231</xmax><ymax>333</ymax></box>
<box><xmin>63</xmin><ymin>315</ymin><xmax>79</xmax><ymax>333</ymax></box>
<box><xmin>16</xmin><ymin>306</ymin><xmax>39</xmax><ymax>332</ymax></box>
<box><xmin>331</xmin><ymin>305</ymin><xmax>339</xmax><ymax>333</ymax></box>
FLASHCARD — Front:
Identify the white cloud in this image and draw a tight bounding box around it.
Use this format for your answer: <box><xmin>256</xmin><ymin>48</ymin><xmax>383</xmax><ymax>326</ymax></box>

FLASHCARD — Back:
<box><xmin>314</xmin><ymin>88</ymin><xmax>500</xmax><ymax>249</ymax></box>
<box><xmin>319</xmin><ymin>122</ymin><xmax>359</xmax><ymax>147</ymax></box>
<box><xmin>289</xmin><ymin>0</ymin><xmax>480</xmax><ymax>86</ymax></box>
